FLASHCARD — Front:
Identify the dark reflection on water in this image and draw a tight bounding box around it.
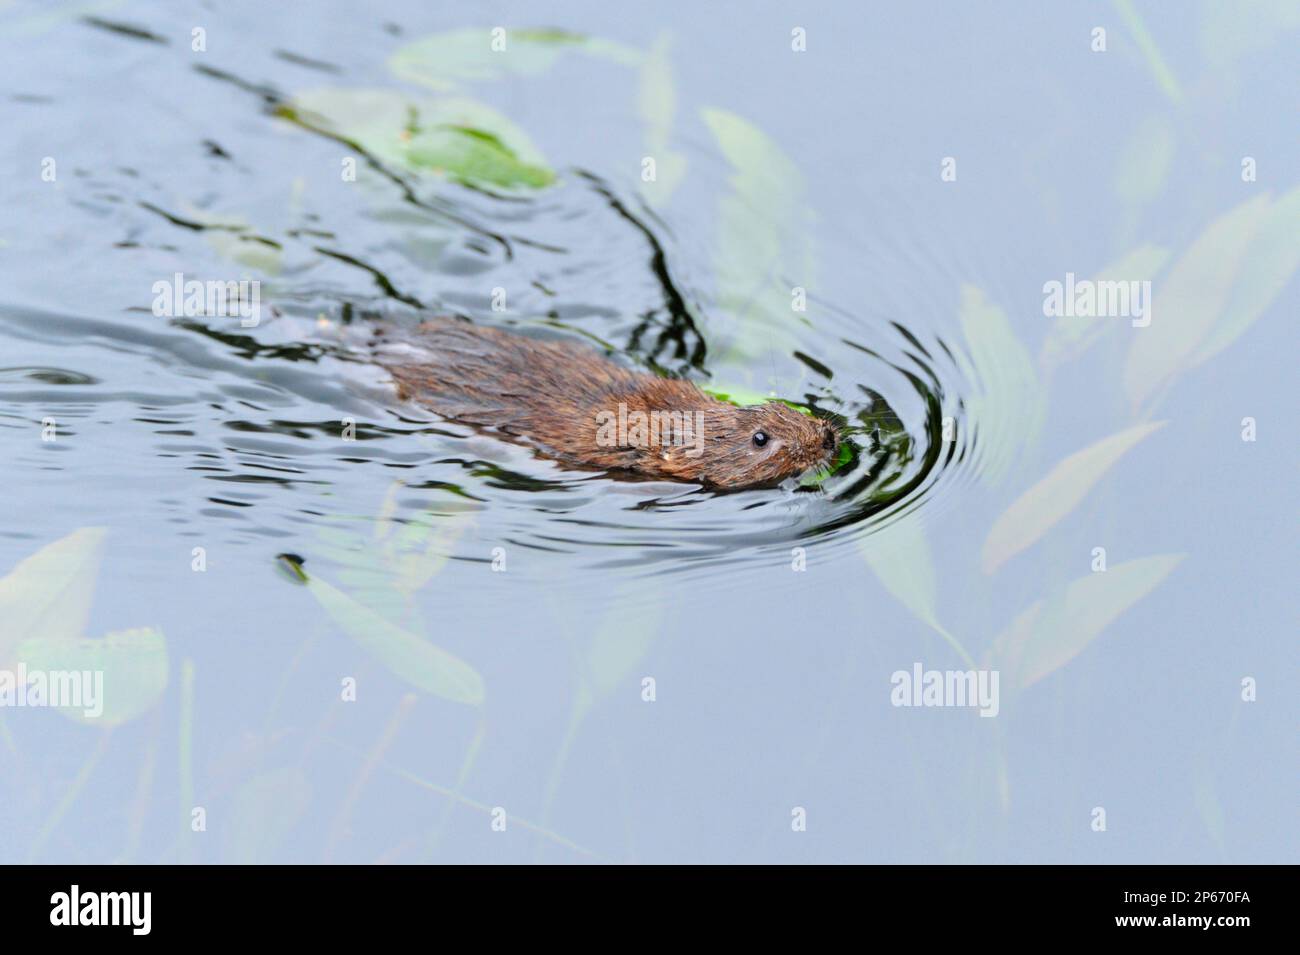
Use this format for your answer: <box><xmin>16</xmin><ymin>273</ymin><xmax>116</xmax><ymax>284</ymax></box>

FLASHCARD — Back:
<box><xmin>1</xmin><ymin>34</ymin><xmax>987</xmax><ymax>575</ymax></box>
<box><xmin>7</xmin><ymin>0</ymin><xmax>1290</xmax><ymax>865</ymax></box>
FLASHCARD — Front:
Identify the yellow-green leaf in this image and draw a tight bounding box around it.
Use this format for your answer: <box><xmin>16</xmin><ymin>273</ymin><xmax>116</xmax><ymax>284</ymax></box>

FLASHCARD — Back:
<box><xmin>638</xmin><ymin>33</ymin><xmax>686</xmax><ymax>205</ymax></box>
<box><xmin>306</xmin><ymin>573</ymin><xmax>485</xmax><ymax>705</ymax></box>
<box><xmin>1114</xmin><ymin>117</ymin><xmax>1175</xmax><ymax>205</ymax></box>
<box><xmin>981</xmin><ymin>421</ymin><xmax>1165</xmax><ymax>574</ymax></box>
<box><xmin>0</xmin><ymin>527</ymin><xmax>106</xmax><ymax>666</ymax></box>
<box><xmin>15</xmin><ymin>627</ymin><xmax>168</xmax><ymax>728</ymax></box>
<box><xmin>388</xmin><ymin>28</ymin><xmax>641</xmax><ymax>92</ymax></box>
<box><xmin>958</xmin><ymin>285</ymin><xmax>1046</xmax><ymax>487</ymax></box>
<box><xmin>861</xmin><ymin>516</ymin><xmax>972</xmax><ymax>667</ymax></box>
<box><xmin>1123</xmin><ymin>194</ymin><xmax>1272</xmax><ymax>411</ymax></box>
<box><xmin>1190</xmin><ymin>185</ymin><xmax>1300</xmax><ymax>368</ymax></box>
<box><xmin>581</xmin><ymin>588</ymin><xmax>661</xmax><ymax>711</ymax></box>
<box><xmin>992</xmin><ymin>554</ymin><xmax>1183</xmax><ymax>687</ymax></box>
<box><xmin>1041</xmin><ymin>244</ymin><xmax>1171</xmax><ymax>369</ymax></box>
<box><xmin>702</xmin><ymin>107</ymin><xmax>813</xmax><ymax>364</ymax></box>
<box><xmin>228</xmin><ymin>767</ymin><xmax>312</xmax><ymax>864</ymax></box>
<box><xmin>281</xmin><ymin>88</ymin><xmax>555</xmax><ymax>190</ymax></box>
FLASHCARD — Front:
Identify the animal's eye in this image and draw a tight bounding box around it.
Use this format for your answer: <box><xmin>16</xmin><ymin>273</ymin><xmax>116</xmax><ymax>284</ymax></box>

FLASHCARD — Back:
<box><xmin>752</xmin><ymin>431</ymin><xmax>768</xmax><ymax>448</ymax></box>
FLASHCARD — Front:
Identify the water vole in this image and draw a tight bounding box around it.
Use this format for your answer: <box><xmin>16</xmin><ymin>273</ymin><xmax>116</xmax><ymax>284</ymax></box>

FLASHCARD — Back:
<box><xmin>377</xmin><ymin>319</ymin><xmax>837</xmax><ymax>489</ymax></box>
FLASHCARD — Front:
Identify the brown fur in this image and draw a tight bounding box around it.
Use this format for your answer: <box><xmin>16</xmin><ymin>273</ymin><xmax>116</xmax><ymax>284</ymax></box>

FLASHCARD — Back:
<box><xmin>377</xmin><ymin>319</ymin><xmax>837</xmax><ymax>489</ymax></box>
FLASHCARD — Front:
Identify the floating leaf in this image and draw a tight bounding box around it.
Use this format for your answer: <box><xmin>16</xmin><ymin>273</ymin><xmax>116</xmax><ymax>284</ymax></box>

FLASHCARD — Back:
<box><xmin>981</xmin><ymin>421</ymin><xmax>1165</xmax><ymax>574</ymax></box>
<box><xmin>0</xmin><ymin>527</ymin><xmax>106</xmax><ymax>666</ymax></box>
<box><xmin>305</xmin><ymin>572</ymin><xmax>484</xmax><ymax>705</ymax></box>
<box><xmin>15</xmin><ymin>627</ymin><xmax>168</xmax><ymax>728</ymax></box>
<box><xmin>957</xmin><ymin>285</ymin><xmax>1046</xmax><ymax>487</ymax></box>
<box><xmin>228</xmin><ymin>767</ymin><xmax>312</xmax><ymax>864</ymax></box>
<box><xmin>405</xmin><ymin>124</ymin><xmax>554</xmax><ymax>189</ymax></box>
<box><xmin>702</xmin><ymin>107</ymin><xmax>814</xmax><ymax>364</ymax></box>
<box><xmin>1190</xmin><ymin>185</ymin><xmax>1300</xmax><ymax>368</ymax></box>
<box><xmin>1123</xmin><ymin>194</ymin><xmax>1272</xmax><ymax>411</ymax></box>
<box><xmin>275</xmin><ymin>552</ymin><xmax>309</xmax><ymax>584</ymax></box>
<box><xmin>992</xmin><ymin>554</ymin><xmax>1183</xmax><ymax>687</ymax></box>
<box><xmin>1041</xmin><ymin>244</ymin><xmax>1171</xmax><ymax>369</ymax></box>
<box><xmin>860</xmin><ymin>516</ymin><xmax>973</xmax><ymax>666</ymax></box>
<box><xmin>281</xmin><ymin>88</ymin><xmax>555</xmax><ymax>190</ymax></box>
<box><xmin>701</xmin><ymin>383</ymin><xmax>775</xmax><ymax>407</ymax></box>
<box><xmin>389</xmin><ymin>28</ymin><xmax>640</xmax><ymax>92</ymax></box>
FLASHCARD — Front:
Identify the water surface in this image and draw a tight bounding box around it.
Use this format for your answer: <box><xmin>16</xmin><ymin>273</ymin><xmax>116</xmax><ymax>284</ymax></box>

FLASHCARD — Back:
<box><xmin>1</xmin><ymin>0</ymin><xmax>1295</xmax><ymax>863</ymax></box>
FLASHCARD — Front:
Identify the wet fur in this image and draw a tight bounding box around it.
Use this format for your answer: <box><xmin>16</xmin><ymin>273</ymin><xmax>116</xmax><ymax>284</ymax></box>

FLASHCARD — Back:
<box><xmin>377</xmin><ymin>319</ymin><xmax>835</xmax><ymax>488</ymax></box>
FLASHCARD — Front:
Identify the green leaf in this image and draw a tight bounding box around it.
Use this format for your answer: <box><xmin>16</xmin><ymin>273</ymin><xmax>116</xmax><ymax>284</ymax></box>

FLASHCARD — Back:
<box><xmin>992</xmin><ymin>554</ymin><xmax>1183</xmax><ymax>687</ymax></box>
<box><xmin>1123</xmin><ymin>194</ymin><xmax>1272</xmax><ymax>411</ymax></box>
<box><xmin>637</xmin><ymin>33</ymin><xmax>686</xmax><ymax>205</ymax></box>
<box><xmin>702</xmin><ymin>107</ymin><xmax>814</xmax><ymax>364</ymax></box>
<box><xmin>1114</xmin><ymin>0</ymin><xmax>1183</xmax><ymax>105</ymax></box>
<box><xmin>388</xmin><ymin>28</ymin><xmax>641</xmax><ymax>92</ymax></box>
<box><xmin>1197</xmin><ymin>0</ymin><xmax>1300</xmax><ymax>72</ymax></box>
<box><xmin>701</xmin><ymin>383</ymin><xmax>780</xmax><ymax>407</ymax></box>
<box><xmin>1041</xmin><ymin>244</ymin><xmax>1172</xmax><ymax>369</ymax></box>
<box><xmin>228</xmin><ymin>767</ymin><xmax>312</xmax><ymax>864</ymax></box>
<box><xmin>380</xmin><ymin>503</ymin><xmax>478</xmax><ymax>598</ymax></box>
<box><xmin>1189</xmin><ymin>185</ymin><xmax>1300</xmax><ymax>368</ymax></box>
<box><xmin>405</xmin><ymin>124</ymin><xmax>554</xmax><ymax>189</ymax></box>
<box><xmin>981</xmin><ymin>421</ymin><xmax>1165</xmax><ymax>574</ymax></box>
<box><xmin>0</xmin><ymin>527</ymin><xmax>106</xmax><ymax>667</ymax></box>
<box><xmin>957</xmin><ymin>285</ymin><xmax>1046</xmax><ymax>487</ymax></box>
<box><xmin>282</xmin><ymin>88</ymin><xmax>555</xmax><ymax>190</ymax></box>
<box><xmin>1192</xmin><ymin>756</ymin><xmax>1226</xmax><ymax>852</ymax></box>
<box><xmin>15</xmin><ymin>627</ymin><xmax>169</xmax><ymax>728</ymax></box>
<box><xmin>305</xmin><ymin>573</ymin><xmax>485</xmax><ymax>705</ymax></box>
<box><xmin>581</xmin><ymin>590</ymin><xmax>661</xmax><ymax>711</ymax></box>
<box><xmin>179</xmin><ymin>203</ymin><xmax>283</xmax><ymax>275</ymax></box>
<box><xmin>860</xmin><ymin>517</ymin><xmax>973</xmax><ymax>667</ymax></box>
<box><xmin>1113</xmin><ymin>117</ymin><xmax>1175</xmax><ymax>205</ymax></box>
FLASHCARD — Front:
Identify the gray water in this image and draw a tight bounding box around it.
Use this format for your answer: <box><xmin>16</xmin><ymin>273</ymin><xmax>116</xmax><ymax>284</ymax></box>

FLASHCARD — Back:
<box><xmin>1</xmin><ymin>0</ymin><xmax>1295</xmax><ymax>863</ymax></box>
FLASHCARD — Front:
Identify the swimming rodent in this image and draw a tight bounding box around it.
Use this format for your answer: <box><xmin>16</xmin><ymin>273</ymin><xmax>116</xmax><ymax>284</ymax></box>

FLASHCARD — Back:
<box><xmin>375</xmin><ymin>318</ymin><xmax>838</xmax><ymax>489</ymax></box>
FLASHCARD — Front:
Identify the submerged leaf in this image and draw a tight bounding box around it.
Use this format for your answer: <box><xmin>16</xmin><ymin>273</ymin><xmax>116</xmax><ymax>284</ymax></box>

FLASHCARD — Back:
<box><xmin>16</xmin><ymin>627</ymin><xmax>168</xmax><ymax>728</ymax></box>
<box><xmin>384</xmin><ymin>506</ymin><xmax>478</xmax><ymax>597</ymax></box>
<box><xmin>229</xmin><ymin>767</ymin><xmax>312</xmax><ymax>864</ymax></box>
<box><xmin>702</xmin><ymin>107</ymin><xmax>814</xmax><ymax>364</ymax></box>
<box><xmin>860</xmin><ymin>516</ymin><xmax>972</xmax><ymax>667</ymax></box>
<box><xmin>581</xmin><ymin>588</ymin><xmax>661</xmax><ymax>711</ymax></box>
<box><xmin>389</xmin><ymin>28</ymin><xmax>640</xmax><ymax>91</ymax></box>
<box><xmin>1197</xmin><ymin>0</ymin><xmax>1300</xmax><ymax>72</ymax></box>
<box><xmin>981</xmin><ymin>421</ymin><xmax>1165</xmax><ymax>574</ymax></box>
<box><xmin>1189</xmin><ymin>185</ymin><xmax>1300</xmax><ymax>368</ymax></box>
<box><xmin>1123</xmin><ymin>194</ymin><xmax>1272</xmax><ymax>411</ymax></box>
<box><xmin>179</xmin><ymin>204</ymin><xmax>283</xmax><ymax>275</ymax></box>
<box><xmin>1114</xmin><ymin>0</ymin><xmax>1183</xmax><ymax>104</ymax></box>
<box><xmin>958</xmin><ymin>285</ymin><xmax>1046</xmax><ymax>487</ymax></box>
<box><xmin>0</xmin><ymin>527</ymin><xmax>106</xmax><ymax>666</ymax></box>
<box><xmin>638</xmin><ymin>33</ymin><xmax>686</xmax><ymax>204</ymax></box>
<box><xmin>1114</xmin><ymin>117</ymin><xmax>1175</xmax><ymax>205</ymax></box>
<box><xmin>305</xmin><ymin>573</ymin><xmax>485</xmax><ymax>705</ymax></box>
<box><xmin>992</xmin><ymin>554</ymin><xmax>1183</xmax><ymax>687</ymax></box>
<box><xmin>1041</xmin><ymin>244</ymin><xmax>1171</xmax><ymax>369</ymax></box>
